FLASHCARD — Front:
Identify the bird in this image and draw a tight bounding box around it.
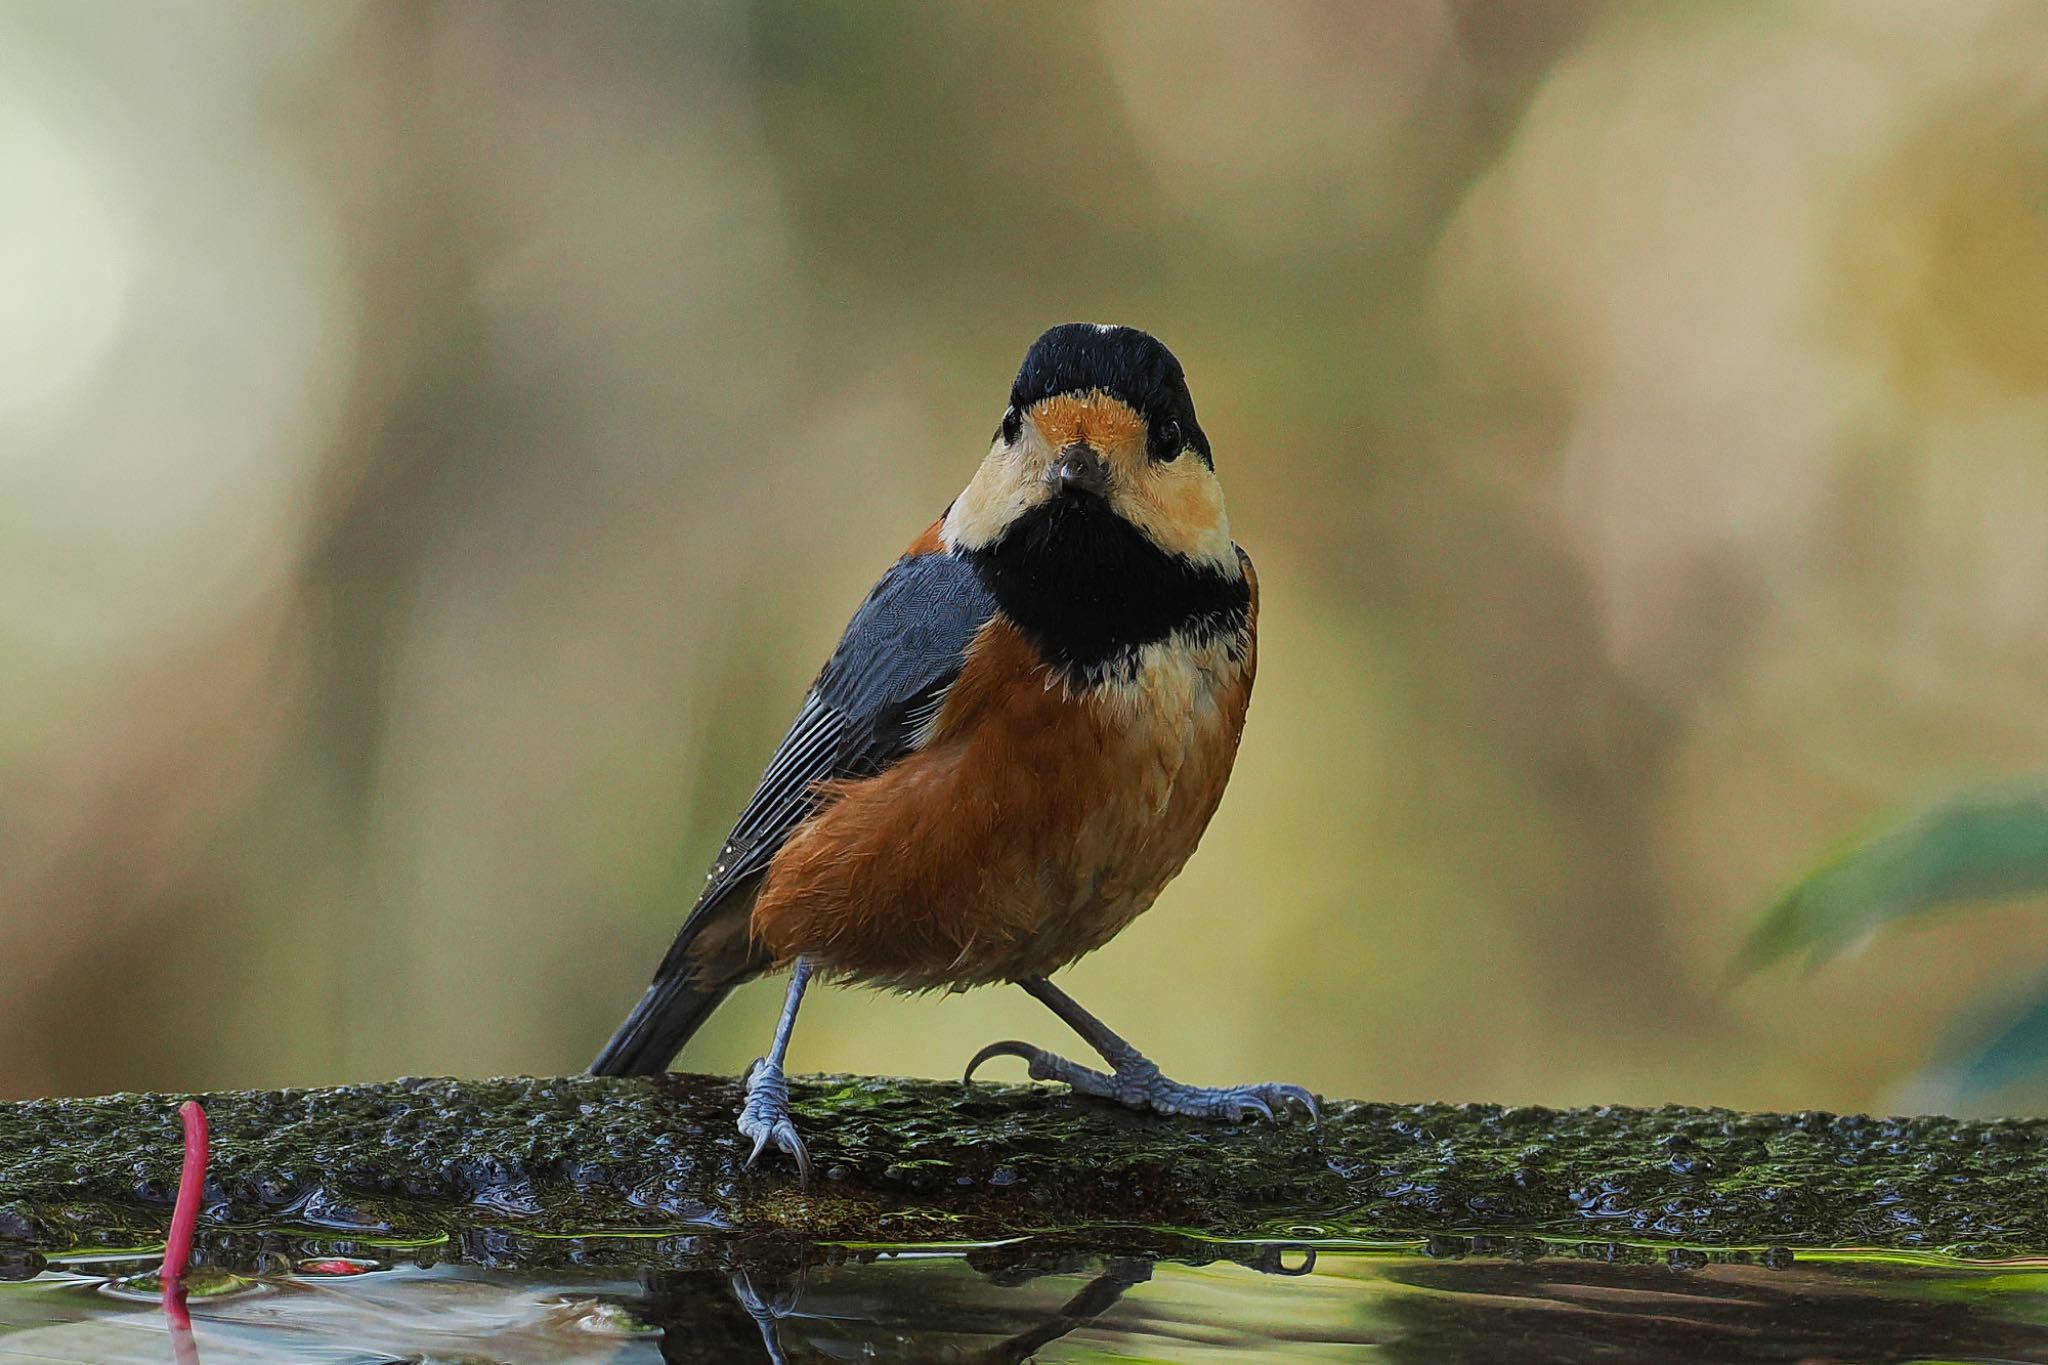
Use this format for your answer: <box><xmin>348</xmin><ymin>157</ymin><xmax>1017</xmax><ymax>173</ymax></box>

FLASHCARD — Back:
<box><xmin>591</xmin><ymin>322</ymin><xmax>1317</xmax><ymax>1178</ymax></box>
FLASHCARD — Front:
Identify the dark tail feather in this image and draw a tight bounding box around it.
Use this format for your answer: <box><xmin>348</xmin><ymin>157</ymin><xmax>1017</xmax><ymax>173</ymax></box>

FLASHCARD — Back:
<box><xmin>590</xmin><ymin>976</ymin><xmax>735</xmax><ymax>1077</ymax></box>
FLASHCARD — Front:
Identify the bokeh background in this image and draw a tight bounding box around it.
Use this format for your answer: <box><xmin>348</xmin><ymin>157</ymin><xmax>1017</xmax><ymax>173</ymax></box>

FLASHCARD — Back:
<box><xmin>6</xmin><ymin>0</ymin><xmax>2048</xmax><ymax>1116</ymax></box>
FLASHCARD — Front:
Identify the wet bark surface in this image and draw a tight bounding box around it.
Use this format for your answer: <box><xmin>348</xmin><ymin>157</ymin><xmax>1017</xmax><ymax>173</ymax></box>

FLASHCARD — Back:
<box><xmin>1</xmin><ymin>1073</ymin><xmax>2043</xmax><ymax>1261</ymax></box>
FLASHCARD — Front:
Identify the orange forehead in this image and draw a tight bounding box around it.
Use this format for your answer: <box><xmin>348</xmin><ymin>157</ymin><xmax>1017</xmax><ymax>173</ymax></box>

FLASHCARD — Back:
<box><xmin>1028</xmin><ymin>393</ymin><xmax>1147</xmax><ymax>451</ymax></box>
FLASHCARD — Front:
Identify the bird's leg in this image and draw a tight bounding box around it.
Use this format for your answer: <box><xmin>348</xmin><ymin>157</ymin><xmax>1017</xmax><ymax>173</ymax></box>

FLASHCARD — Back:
<box><xmin>739</xmin><ymin>957</ymin><xmax>815</xmax><ymax>1181</ymax></box>
<box><xmin>964</xmin><ymin>976</ymin><xmax>1319</xmax><ymax>1125</ymax></box>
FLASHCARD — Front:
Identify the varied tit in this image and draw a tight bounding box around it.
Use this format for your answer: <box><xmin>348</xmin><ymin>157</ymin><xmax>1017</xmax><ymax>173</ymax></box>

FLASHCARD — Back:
<box><xmin>592</xmin><ymin>322</ymin><xmax>1316</xmax><ymax>1177</ymax></box>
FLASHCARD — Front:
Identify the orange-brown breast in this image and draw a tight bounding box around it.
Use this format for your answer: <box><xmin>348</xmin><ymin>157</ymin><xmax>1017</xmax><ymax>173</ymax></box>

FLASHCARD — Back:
<box><xmin>749</xmin><ymin>565</ymin><xmax>1258</xmax><ymax>991</ymax></box>
<box><xmin>901</xmin><ymin>516</ymin><xmax>946</xmax><ymax>557</ymax></box>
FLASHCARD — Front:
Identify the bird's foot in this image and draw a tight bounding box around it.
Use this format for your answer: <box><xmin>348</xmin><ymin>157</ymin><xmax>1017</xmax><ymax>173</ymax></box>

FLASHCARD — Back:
<box><xmin>964</xmin><ymin>1041</ymin><xmax>1319</xmax><ymax>1125</ymax></box>
<box><xmin>730</xmin><ymin>1268</ymin><xmax>798</xmax><ymax>1365</ymax></box>
<box><xmin>738</xmin><ymin>1058</ymin><xmax>813</xmax><ymax>1182</ymax></box>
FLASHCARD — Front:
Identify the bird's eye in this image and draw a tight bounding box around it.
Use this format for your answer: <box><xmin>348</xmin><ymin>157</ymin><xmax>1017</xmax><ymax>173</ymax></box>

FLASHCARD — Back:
<box><xmin>999</xmin><ymin>405</ymin><xmax>1021</xmax><ymax>444</ymax></box>
<box><xmin>1151</xmin><ymin>418</ymin><xmax>1183</xmax><ymax>462</ymax></box>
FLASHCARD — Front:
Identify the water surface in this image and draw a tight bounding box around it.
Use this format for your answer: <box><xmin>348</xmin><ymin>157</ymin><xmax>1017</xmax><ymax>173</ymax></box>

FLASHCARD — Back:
<box><xmin>3</xmin><ymin>1236</ymin><xmax>2045</xmax><ymax>1364</ymax></box>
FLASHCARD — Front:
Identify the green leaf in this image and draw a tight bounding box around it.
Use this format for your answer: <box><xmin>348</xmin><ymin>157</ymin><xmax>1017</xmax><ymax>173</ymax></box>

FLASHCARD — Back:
<box><xmin>1950</xmin><ymin>977</ymin><xmax>2048</xmax><ymax>1100</ymax></box>
<box><xmin>1739</xmin><ymin>778</ymin><xmax>2048</xmax><ymax>975</ymax></box>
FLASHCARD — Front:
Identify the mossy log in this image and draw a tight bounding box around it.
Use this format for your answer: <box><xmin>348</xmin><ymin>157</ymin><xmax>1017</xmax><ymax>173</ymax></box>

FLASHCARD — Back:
<box><xmin>2</xmin><ymin>1074</ymin><xmax>2044</xmax><ymax>1264</ymax></box>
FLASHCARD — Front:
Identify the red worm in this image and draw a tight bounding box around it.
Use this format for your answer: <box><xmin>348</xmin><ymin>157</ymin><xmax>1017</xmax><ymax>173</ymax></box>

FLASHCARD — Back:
<box><xmin>161</xmin><ymin>1099</ymin><xmax>209</xmax><ymax>1332</ymax></box>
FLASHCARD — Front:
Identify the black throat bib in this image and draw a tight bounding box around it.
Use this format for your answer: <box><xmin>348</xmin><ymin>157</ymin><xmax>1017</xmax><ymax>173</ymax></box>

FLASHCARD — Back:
<box><xmin>966</xmin><ymin>494</ymin><xmax>1249</xmax><ymax>681</ymax></box>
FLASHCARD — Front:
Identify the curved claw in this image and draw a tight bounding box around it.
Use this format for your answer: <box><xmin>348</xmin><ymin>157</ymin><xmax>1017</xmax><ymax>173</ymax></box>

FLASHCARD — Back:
<box><xmin>1272</xmin><ymin>1084</ymin><xmax>1322</xmax><ymax>1127</ymax></box>
<box><xmin>742</xmin><ymin>1120</ymin><xmax>813</xmax><ymax>1184</ymax></box>
<box><xmin>963</xmin><ymin>1039</ymin><xmax>1043</xmax><ymax>1083</ymax></box>
<box><xmin>1234</xmin><ymin>1094</ymin><xmax>1276</xmax><ymax>1124</ymax></box>
<box><xmin>740</xmin><ymin>1113</ymin><xmax>813</xmax><ymax>1184</ymax></box>
<box><xmin>786</xmin><ymin>1130</ymin><xmax>814</xmax><ymax>1183</ymax></box>
<box><xmin>739</xmin><ymin>1059</ymin><xmax>814</xmax><ymax>1184</ymax></box>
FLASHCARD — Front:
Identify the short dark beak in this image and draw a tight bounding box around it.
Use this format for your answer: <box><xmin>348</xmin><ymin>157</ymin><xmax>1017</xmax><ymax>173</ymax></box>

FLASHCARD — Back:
<box><xmin>1049</xmin><ymin>442</ymin><xmax>1110</xmax><ymax>500</ymax></box>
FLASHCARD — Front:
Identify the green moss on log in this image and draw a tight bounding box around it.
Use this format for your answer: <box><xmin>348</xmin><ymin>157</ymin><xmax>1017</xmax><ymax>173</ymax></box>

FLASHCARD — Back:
<box><xmin>1</xmin><ymin>1074</ymin><xmax>2044</xmax><ymax>1260</ymax></box>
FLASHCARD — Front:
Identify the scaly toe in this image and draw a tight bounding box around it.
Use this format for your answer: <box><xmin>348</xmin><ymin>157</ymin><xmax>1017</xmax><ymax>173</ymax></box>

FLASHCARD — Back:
<box><xmin>737</xmin><ymin>1060</ymin><xmax>814</xmax><ymax>1184</ymax></box>
<box><xmin>963</xmin><ymin>1041</ymin><xmax>1316</xmax><ymax>1127</ymax></box>
<box><xmin>964</xmin><ymin>1040</ymin><xmax>1122</xmax><ymax>1095</ymax></box>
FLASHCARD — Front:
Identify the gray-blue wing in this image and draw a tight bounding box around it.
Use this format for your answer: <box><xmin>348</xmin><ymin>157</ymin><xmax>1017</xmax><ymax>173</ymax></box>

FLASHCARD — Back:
<box><xmin>662</xmin><ymin>550</ymin><xmax>994</xmax><ymax>960</ymax></box>
<box><xmin>592</xmin><ymin>547</ymin><xmax>996</xmax><ymax>1075</ymax></box>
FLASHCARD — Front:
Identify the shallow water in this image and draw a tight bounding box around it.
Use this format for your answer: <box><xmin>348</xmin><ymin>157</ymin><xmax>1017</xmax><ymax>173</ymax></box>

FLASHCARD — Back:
<box><xmin>4</xmin><ymin>1236</ymin><xmax>2047</xmax><ymax>1364</ymax></box>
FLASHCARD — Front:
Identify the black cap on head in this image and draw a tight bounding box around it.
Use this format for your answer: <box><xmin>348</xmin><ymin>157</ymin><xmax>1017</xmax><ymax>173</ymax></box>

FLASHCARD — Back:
<box><xmin>1010</xmin><ymin>323</ymin><xmax>1210</xmax><ymax>465</ymax></box>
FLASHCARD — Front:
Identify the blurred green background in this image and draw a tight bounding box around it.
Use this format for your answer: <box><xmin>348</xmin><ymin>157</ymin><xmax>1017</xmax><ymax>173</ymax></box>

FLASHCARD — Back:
<box><xmin>5</xmin><ymin>0</ymin><xmax>2048</xmax><ymax>1117</ymax></box>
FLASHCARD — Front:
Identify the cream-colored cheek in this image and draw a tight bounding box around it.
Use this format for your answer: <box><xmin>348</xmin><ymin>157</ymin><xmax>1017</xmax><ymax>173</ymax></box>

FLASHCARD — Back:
<box><xmin>943</xmin><ymin>443</ymin><xmax>1050</xmax><ymax>551</ymax></box>
<box><xmin>1118</xmin><ymin>466</ymin><xmax>1236</xmax><ymax>567</ymax></box>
